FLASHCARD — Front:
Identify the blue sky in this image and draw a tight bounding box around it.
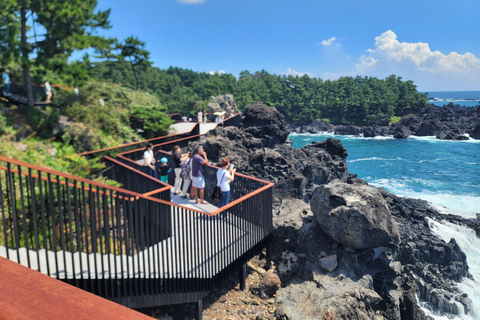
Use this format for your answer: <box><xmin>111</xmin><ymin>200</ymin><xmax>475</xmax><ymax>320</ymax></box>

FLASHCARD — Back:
<box><xmin>90</xmin><ymin>0</ymin><xmax>480</xmax><ymax>91</ymax></box>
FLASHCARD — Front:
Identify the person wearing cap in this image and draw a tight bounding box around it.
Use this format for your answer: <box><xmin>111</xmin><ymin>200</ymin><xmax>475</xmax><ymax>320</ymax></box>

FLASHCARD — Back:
<box><xmin>159</xmin><ymin>157</ymin><xmax>171</xmax><ymax>183</ymax></box>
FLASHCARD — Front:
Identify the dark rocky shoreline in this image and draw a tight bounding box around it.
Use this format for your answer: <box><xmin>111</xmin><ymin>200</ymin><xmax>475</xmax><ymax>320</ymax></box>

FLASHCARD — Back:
<box><xmin>186</xmin><ymin>102</ymin><xmax>480</xmax><ymax>319</ymax></box>
<box><xmin>289</xmin><ymin>104</ymin><xmax>480</xmax><ymax>141</ymax></box>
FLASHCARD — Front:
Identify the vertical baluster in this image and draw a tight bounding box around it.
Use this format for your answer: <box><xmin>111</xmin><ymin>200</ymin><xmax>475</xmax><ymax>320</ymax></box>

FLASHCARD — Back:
<box><xmin>103</xmin><ymin>190</ymin><xmax>112</xmax><ymax>298</ymax></box>
<box><xmin>74</xmin><ymin>181</ymin><xmax>84</xmax><ymax>284</ymax></box>
<box><xmin>37</xmin><ymin>171</ymin><xmax>50</xmax><ymax>275</ymax></box>
<box><xmin>46</xmin><ymin>173</ymin><xmax>59</xmax><ymax>278</ymax></box>
<box><xmin>0</xmin><ymin>169</ymin><xmax>10</xmax><ymax>260</ymax></box>
<box><xmin>65</xmin><ymin>178</ymin><xmax>76</xmax><ymax>284</ymax></box>
<box><xmin>17</xmin><ymin>167</ymin><xmax>30</xmax><ymax>268</ymax></box>
<box><xmin>56</xmin><ymin>178</ymin><xmax>67</xmax><ymax>280</ymax></box>
<box><xmin>126</xmin><ymin>199</ymin><xmax>135</xmax><ymax>297</ymax></box>
<box><xmin>6</xmin><ymin>164</ymin><xmax>21</xmax><ymax>263</ymax></box>
<box><xmin>96</xmin><ymin>186</ymin><xmax>104</xmax><ymax>296</ymax></box>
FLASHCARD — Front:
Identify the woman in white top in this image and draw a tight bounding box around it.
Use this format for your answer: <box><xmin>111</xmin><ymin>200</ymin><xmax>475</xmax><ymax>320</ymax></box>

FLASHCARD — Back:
<box><xmin>216</xmin><ymin>157</ymin><xmax>236</xmax><ymax>208</ymax></box>
<box><xmin>144</xmin><ymin>143</ymin><xmax>157</xmax><ymax>178</ymax></box>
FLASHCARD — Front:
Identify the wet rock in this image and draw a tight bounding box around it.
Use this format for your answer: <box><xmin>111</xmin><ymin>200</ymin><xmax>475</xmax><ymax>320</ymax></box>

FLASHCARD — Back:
<box><xmin>470</xmin><ymin>123</ymin><xmax>480</xmax><ymax>139</ymax></box>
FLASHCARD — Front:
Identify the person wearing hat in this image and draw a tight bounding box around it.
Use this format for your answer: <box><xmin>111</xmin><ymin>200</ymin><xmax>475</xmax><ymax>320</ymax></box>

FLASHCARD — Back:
<box><xmin>159</xmin><ymin>157</ymin><xmax>171</xmax><ymax>183</ymax></box>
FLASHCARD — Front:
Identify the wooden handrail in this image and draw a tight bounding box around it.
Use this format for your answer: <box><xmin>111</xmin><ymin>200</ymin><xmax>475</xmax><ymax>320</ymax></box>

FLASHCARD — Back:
<box><xmin>0</xmin><ymin>165</ymin><xmax>137</xmax><ymax>201</ymax></box>
<box><xmin>76</xmin><ymin>131</ymin><xmax>192</xmax><ymax>157</ymax></box>
<box><xmin>0</xmin><ymin>155</ymin><xmax>142</xmax><ymax>200</ymax></box>
<box><xmin>116</xmin><ymin>134</ymin><xmax>202</xmax><ymax>158</ymax></box>
<box><xmin>103</xmin><ymin>156</ymin><xmax>172</xmax><ymax>193</ymax></box>
<box><xmin>0</xmin><ymin>257</ymin><xmax>153</xmax><ymax>320</ymax></box>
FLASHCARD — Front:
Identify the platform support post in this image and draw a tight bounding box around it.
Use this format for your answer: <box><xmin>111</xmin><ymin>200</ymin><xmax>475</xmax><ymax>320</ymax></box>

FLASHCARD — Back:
<box><xmin>195</xmin><ymin>299</ymin><xmax>202</xmax><ymax>320</ymax></box>
<box><xmin>265</xmin><ymin>244</ymin><xmax>272</xmax><ymax>270</ymax></box>
<box><xmin>239</xmin><ymin>263</ymin><xmax>247</xmax><ymax>291</ymax></box>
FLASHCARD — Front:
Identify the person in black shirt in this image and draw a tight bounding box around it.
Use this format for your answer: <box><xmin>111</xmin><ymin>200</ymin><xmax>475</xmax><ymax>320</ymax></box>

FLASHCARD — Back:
<box><xmin>159</xmin><ymin>157</ymin><xmax>171</xmax><ymax>183</ymax></box>
<box><xmin>172</xmin><ymin>145</ymin><xmax>183</xmax><ymax>194</ymax></box>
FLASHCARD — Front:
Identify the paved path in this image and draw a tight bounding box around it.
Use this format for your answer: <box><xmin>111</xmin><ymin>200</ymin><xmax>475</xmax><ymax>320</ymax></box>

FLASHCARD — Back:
<box><xmin>169</xmin><ymin>122</ymin><xmax>218</xmax><ymax>135</ymax></box>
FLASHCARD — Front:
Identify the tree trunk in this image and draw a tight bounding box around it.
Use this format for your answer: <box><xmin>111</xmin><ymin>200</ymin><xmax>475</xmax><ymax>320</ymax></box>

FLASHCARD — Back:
<box><xmin>21</xmin><ymin>4</ymin><xmax>34</xmax><ymax>107</ymax></box>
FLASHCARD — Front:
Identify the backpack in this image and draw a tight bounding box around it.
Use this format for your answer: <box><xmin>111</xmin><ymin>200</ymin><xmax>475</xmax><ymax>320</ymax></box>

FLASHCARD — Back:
<box><xmin>180</xmin><ymin>158</ymin><xmax>191</xmax><ymax>179</ymax></box>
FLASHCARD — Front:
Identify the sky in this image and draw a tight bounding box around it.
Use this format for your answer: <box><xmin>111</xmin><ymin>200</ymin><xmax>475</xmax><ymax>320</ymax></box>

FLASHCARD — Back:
<box><xmin>89</xmin><ymin>0</ymin><xmax>480</xmax><ymax>92</ymax></box>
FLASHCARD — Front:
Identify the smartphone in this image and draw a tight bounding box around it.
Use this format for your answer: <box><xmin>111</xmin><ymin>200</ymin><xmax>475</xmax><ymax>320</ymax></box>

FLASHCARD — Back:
<box><xmin>229</xmin><ymin>163</ymin><xmax>235</xmax><ymax>170</ymax></box>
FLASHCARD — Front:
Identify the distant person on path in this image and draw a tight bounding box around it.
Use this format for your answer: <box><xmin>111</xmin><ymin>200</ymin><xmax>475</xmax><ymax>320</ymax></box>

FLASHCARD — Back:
<box><xmin>191</xmin><ymin>145</ymin><xmax>208</xmax><ymax>204</ymax></box>
<box><xmin>172</xmin><ymin>145</ymin><xmax>188</xmax><ymax>194</ymax></box>
<box><xmin>204</xmin><ymin>112</ymin><xmax>208</xmax><ymax>123</ymax></box>
<box><xmin>73</xmin><ymin>86</ymin><xmax>79</xmax><ymax>100</ymax></box>
<box><xmin>216</xmin><ymin>157</ymin><xmax>236</xmax><ymax>208</ymax></box>
<box><xmin>44</xmin><ymin>80</ymin><xmax>52</xmax><ymax>103</ymax></box>
<box><xmin>144</xmin><ymin>143</ymin><xmax>157</xmax><ymax>178</ymax></box>
<box><xmin>180</xmin><ymin>148</ymin><xmax>192</xmax><ymax>198</ymax></box>
<box><xmin>159</xmin><ymin>157</ymin><xmax>171</xmax><ymax>183</ymax></box>
<box><xmin>2</xmin><ymin>69</ymin><xmax>11</xmax><ymax>96</ymax></box>
<box><xmin>197</xmin><ymin>111</ymin><xmax>203</xmax><ymax>123</ymax></box>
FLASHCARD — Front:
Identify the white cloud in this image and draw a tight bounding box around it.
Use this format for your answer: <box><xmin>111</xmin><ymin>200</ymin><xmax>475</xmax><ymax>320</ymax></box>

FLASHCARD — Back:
<box><xmin>208</xmin><ymin>70</ymin><xmax>226</xmax><ymax>75</ymax></box>
<box><xmin>356</xmin><ymin>30</ymin><xmax>480</xmax><ymax>90</ymax></box>
<box><xmin>284</xmin><ymin>67</ymin><xmax>315</xmax><ymax>78</ymax></box>
<box><xmin>178</xmin><ymin>0</ymin><xmax>206</xmax><ymax>4</ymax></box>
<box><xmin>319</xmin><ymin>37</ymin><xmax>336</xmax><ymax>47</ymax></box>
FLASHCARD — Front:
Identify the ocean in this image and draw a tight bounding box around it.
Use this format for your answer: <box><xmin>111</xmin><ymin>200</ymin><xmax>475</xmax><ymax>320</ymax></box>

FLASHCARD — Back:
<box><xmin>290</xmin><ymin>132</ymin><xmax>480</xmax><ymax>320</ymax></box>
<box><xmin>427</xmin><ymin>90</ymin><xmax>480</xmax><ymax>107</ymax></box>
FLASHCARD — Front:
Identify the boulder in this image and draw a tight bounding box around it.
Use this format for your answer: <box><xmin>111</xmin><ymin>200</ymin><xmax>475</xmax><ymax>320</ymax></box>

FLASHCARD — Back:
<box><xmin>393</xmin><ymin>126</ymin><xmax>410</xmax><ymax>139</ymax></box>
<box><xmin>206</xmin><ymin>94</ymin><xmax>240</xmax><ymax>118</ymax></box>
<box><xmin>249</xmin><ymin>272</ymin><xmax>281</xmax><ymax>299</ymax></box>
<box><xmin>335</xmin><ymin>125</ymin><xmax>361</xmax><ymax>136</ymax></box>
<box><xmin>469</xmin><ymin>123</ymin><xmax>480</xmax><ymax>139</ymax></box>
<box><xmin>240</xmin><ymin>102</ymin><xmax>290</xmax><ymax>148</ymax></box>
<box><xmin>276</xmin><ymin>274</ymin><xmax>383</xmax><ymax>320</ymax></box>
<box><xmin>319</xmin><ymin>254</ymin><xmax>338</xmax><ymax>272</ymax></box>
<box><xmin>310</xmin><ymin>180</ymin><xmax>400</xmax><ymax>249</ymax></box>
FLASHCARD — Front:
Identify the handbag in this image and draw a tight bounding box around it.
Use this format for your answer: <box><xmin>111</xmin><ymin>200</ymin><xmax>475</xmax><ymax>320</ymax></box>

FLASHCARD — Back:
<box><xmin>212</xmin><ymin>171</ymin><xmax>226</xmax><ymax>199</ymax></box>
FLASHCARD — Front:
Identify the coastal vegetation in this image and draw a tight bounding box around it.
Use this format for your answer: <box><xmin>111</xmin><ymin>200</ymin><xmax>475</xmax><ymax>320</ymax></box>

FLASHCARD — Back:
<box><xmin>1</xmin><ymin>0</ymin><xmax>428</xmax><ymax>174</ymax></box>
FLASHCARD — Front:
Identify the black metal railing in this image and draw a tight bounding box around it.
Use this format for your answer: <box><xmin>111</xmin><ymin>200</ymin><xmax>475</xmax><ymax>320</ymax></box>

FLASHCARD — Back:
<box><xmin>0</xmin><ymin>154</ymin><xmax>273</xmax><ymax>308</ymax></box>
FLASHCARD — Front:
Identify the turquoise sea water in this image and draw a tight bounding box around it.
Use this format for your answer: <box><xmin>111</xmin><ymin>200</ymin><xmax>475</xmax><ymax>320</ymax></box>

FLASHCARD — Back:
<box><xmin>427</xmin><ymin>90</ymin><xmax>480</xmax><ymax>107</ymax></box>
<box><xmin>290</xmin><ymin>133</ymin><xmax>480</xmax><ymax>319</ymax></box>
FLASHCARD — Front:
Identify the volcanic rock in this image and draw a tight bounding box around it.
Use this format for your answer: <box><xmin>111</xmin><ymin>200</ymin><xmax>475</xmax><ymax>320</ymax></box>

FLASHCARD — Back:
<box><xmin>199</xmin><ymin>103</ymin><xmax>349</xmax><ymax>201</ymax></box>
<box><xmin>206</xmin><ymin>94</ymin><xmax>240</xmax><ymax>118</ymax></box>
<box><xmin>310</xmin><ymin>180</ymin><xmax>400</xmax><ymax>249</ymax></box>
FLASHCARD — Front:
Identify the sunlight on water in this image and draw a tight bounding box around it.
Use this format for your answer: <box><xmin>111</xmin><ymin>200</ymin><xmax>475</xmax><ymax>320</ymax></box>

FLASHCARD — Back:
<box><xmin>289</xmin><ymin>133</ymin><xmax>480</xmax><ymax>320</ymax></box>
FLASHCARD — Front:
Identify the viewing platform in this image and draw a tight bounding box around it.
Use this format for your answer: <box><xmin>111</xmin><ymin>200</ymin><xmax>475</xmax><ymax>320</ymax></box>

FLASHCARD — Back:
<box><xmin>0</xmin><ymin>112</ymin><xmax>272</xmax><ymax>319</ymax></box>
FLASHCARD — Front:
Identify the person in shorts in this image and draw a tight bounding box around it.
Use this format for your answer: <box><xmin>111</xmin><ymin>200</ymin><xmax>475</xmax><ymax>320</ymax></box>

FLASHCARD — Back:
<box><xmin>191</xmin><ymin>146</ymin><xmax>208</xmax><ymax>204</ymax></box>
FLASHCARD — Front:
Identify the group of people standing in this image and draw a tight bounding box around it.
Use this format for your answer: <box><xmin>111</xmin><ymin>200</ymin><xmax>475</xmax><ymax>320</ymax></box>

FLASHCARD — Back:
<box><xmin>143</xmin><ymin>143</ymin><xmax>236</xmax><ymax>207</ymax></box>
<box><xmin>2</xmin><ymin>69</ymin><xmax>52</xmax><ymax>103</ymax></box>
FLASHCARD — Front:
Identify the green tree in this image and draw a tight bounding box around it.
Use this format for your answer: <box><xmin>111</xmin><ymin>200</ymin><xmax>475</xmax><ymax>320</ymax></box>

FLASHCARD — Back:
<box><xmin>0</xmin><ymin>0</ymin><xmax>111</xmax><ymax>106</ymax></box>
<box><xmin>119</xmin><ymin>36</ymin><xmax>152</xmax><ymax>91</ymax></box>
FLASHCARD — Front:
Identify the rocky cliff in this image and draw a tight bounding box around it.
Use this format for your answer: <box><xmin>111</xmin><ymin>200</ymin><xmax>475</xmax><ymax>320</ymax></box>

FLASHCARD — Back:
<box><xmin>290</xmin><ymin>104</ymin><xmax>480</xmax><ymax>141</ymax></box>
<box><xmin>193</xmin><ymin>103</ymin><xmax>476</xmax><ymax>319</ymax></box>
